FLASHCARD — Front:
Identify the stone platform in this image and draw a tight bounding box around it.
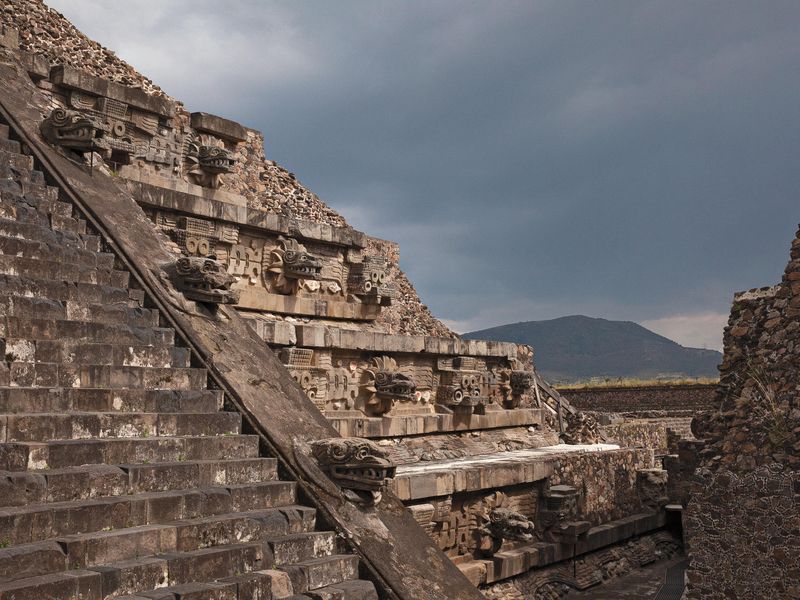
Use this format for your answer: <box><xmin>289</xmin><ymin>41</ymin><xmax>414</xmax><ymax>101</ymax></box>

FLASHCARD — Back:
<box><xmin>394</xmin><ymin>444</ymin><xmax>621</xmax><ymax>501</ymax></box>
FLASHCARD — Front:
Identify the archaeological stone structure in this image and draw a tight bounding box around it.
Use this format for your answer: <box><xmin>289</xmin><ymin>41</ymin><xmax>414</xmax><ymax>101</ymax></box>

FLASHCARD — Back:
<box><xmin>667</xmin><ymin>229</ymin><xmax>800</xmax><ymax>599</ymax></box>
<box><xmin>0</xmin><ymin>1</ymin><xmax>777</xmax><ymax>599</ymax></box>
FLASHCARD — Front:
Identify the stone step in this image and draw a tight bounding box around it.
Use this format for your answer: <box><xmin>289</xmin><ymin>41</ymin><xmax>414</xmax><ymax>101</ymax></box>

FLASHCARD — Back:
<box><xmin>121</xmin><ymin>543</ymin><xmax>271</xmax><ymax>595</ymax></box>
<box><xmin>0</xmin><ymin>206</ymin><xmax>86</xmax><ymax>243</ymax></box>
<box><xmin>0</xmin><ymin>235</ymin><xmax>113</xmax><ymax>268</ymax></box>
<box><xmin>149</xmin><ymin>543</ymin><xmax>272</xmax><ymax>592</ymax></box>
<box><xmin>0</xmin><ymin>457</ymin><xmax>278</xmax><ymax>507</ymax></box>
<box><xmin>0</xmin><ymin>254</ymin><xmax>126</xmax><ymax>287</ymax></box>
<box><xmin>279</xmin><ymin>555</ymin><xmax>360</xmax><ymax>594</ymax></box>
<box><xmin>0</xmin><ymin>158</ymin><xmax>45</xmax><ymax>186</ymax></box>
<box><xmin>15</xmin><ymin>179</ymin><xmax>64</xmax><ymax>207</ymax></box>
<box><xmin>0</xmin><ymin>296</ymin><xmax>158</xmax><ymax>327</ymax></box>
<box><xmin>171</xmin><ymin>505</ymin><xmax>316</xmax><ymax>553</ymax></box>
<box><xmin>0</xmin><ymin>138</ymin><xmax>21</xmax><ymax>155</ymax></box>
<box><xmin>0</xmin><ymin>123</ymin><xmax>8</xmax><ymax>140</ymax></box>
<box><xmin>0</xmin><ymin>179</ymin><xmax>67</xmax><ymax>209</ymax></box>
<box><xmin>2</xmin><ymin>340</ymin><xmax>191</xmax><ymax>368</ymax></box>
<box><xmin>0</xmin><ymin>273</ymin><xmax>142</xmax><ymax>307</ymax></box>
<box><xmin>2</xmin><ymin>363</ymin><xmax>206</xmax><ymax>390</ymax></box>
<box><xmin>0</xmin><ymin>546</ymin><xmax>280</xmax><ymax>598</ymax></box>
<box><xmin>0</xmin><ymin>411</ymin><xmax>241</xmax><ymax>442</ymax></box>
<box><xmin>0</xmin><ymin>197</ymin><xmax>81</xmax><ymax>233</ymax></box>
<box><xmin>0</xmin><ymin>434</ymin><xmax>260</xmax><ymax>470</ymax></box>
<box><xmin>0</xmin><ymin>149</ymin><xmax>33</xmax><ymax>173</ymax></box>
<box><xmin>0</xmin><ymin>217</ymin><xmax>99</xmax><ymax>252</ymax></box>
<box><xmin>82</xmin><ymin>233</ymin><xmax>103</xmax><ymax>253</ymax></box>
<box><xmin>0</xmin><ymin>388</ymin><xmax>223</xmax><ymax>414</ymax></box>
<box><xmin>0</xmin><ymin>569</ymin><xmax>103</xmax><ymax>600</ymax></box>
<box><xmin>0</xmin><ymin>536</ymin><xmax>266</xmax><ymax>587</ymax></box>
<box><xmin>303</xmin><ymin>579</ymin><xmax>379</xmax><ymax>600</ymax></box>
<box><xmin>0</xmin><ymin>482</ymin><xmax>297</xmax><ymax>547</ymax></box>
<box><xmin>268</xmin><ymin>532</ymin><xmax>340</xmax><ymax>566</ymax></box>
<box><xmin>0</xmin><ymin>316</ymin><xmax>175</xmax><ymax>346</ymax></box>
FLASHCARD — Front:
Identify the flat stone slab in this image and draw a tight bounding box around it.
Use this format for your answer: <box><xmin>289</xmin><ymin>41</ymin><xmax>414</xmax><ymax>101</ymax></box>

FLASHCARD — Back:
<box><xmin>191</xmin><ymin>112</ymin><xmax>248</xmax><ymax>142</ymax></box>
<box><xmin>392</xmin><ymin>444</ymin><xmax>621</xmax><ymax>500</ymax></box>
<box><xmin>329</xmin><ymin>408</ymin><xmax>544</xmax><ymax>438</ymax></box>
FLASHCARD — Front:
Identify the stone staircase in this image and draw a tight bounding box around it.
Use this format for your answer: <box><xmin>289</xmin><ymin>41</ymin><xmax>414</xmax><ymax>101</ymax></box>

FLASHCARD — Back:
<box><xmin>0</xmin><ymin>122</ymin><xmax>377</xmax><ymax>599</ymax></box>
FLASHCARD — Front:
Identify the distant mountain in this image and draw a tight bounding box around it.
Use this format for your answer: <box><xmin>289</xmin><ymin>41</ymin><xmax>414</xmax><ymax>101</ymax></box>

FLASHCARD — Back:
<box><xmin>463</xmin><ymin>315</ymin><xmax>721</xmax><ymax>383</ymax></box>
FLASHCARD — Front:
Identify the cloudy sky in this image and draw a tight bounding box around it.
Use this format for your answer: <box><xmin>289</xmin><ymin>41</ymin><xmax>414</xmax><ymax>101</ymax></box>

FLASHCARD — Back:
<box><xmin>48</xmin><ymin>1</ymin><xmax>800</xmax><ymax>350</ymax></box>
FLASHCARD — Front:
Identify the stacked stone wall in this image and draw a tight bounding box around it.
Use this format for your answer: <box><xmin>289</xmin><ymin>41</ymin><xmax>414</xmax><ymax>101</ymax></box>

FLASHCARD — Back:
<box><xmin>684</xmin><ymin>465</ymin><xmax>800</xmax><ymax>600</ymax></box>
<box><xmin>681</xmin><ymin>226</ymin><xmax>800</xmax><ymax>599</ymax></box>
<box><xmin>561</xmin><ymin>384</ymin><xmax>717</xmax><ymax>414</ymax></box>
<box><xmin>601</xmin><ymin>421</ymin><xmax>672</xmax><ymax>452</ymax></box>
<box><xmin>550</xmin><ymin>448</ymin><xmax>655</xmax><ymax>526</ymax></box>
<box><xmin>0</xmin><ymin>0</ymin><xmax>454</xmax><ymax>339</ymax></box>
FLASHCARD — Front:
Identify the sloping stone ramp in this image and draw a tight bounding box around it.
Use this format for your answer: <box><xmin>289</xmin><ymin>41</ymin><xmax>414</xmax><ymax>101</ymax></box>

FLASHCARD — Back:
<box><xmin>0</xmin><ymin>122</ymin><xmax>377</xmax><ymax>599</ymax></box>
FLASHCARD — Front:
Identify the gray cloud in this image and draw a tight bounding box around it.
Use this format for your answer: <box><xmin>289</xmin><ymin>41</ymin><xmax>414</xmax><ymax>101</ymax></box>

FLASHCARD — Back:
<box><xmin>48</xmin><ymin>0</ymin><xmax>800</xmax><ymax>349</ymax></box>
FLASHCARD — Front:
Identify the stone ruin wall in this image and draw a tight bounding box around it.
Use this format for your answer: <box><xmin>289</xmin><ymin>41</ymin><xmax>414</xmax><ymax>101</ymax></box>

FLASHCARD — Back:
<box><xmin>482</xmin><ymin>529</ymin><xmax>683</xmax><ymax>600</ymax></box>
<box><xmin>0</xmin><ymin>0</ymin><xmax>452</xmax><ymax>341</ymax></box>
<box><xmin>561</xmin><ymin>383</ymin><xmax>717</xmax><ymax>415</ymax></box>
<box><xmin>0</xmin><ymin>3</ymin><xmax>685</xmax><ymax>595</ymax></box>
<box><xmin>678</xmin><ymin>226</ymin><xmax>800</xmax><ymax>600</ymax></box>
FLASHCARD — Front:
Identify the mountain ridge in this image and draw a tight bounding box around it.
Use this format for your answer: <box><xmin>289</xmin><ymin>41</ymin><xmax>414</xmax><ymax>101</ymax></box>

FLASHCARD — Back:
<box><xmin>463</xmin><ymin>315</ymin><xmax>722</xmax><ymax>383</ymax></box>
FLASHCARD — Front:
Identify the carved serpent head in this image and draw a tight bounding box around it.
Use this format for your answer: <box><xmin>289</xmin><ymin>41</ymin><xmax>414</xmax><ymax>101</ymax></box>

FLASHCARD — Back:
<box><xmin>310</xmin><ymin>437</ymin><xmax>395</xmax><ymax>492</ymax></box>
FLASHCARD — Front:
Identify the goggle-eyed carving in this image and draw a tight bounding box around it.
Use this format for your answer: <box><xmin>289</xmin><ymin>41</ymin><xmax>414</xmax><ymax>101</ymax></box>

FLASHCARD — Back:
<box><xmin>348</xmin><ymin>256</ymin><xmax>396</xmax><ymax>306</ymax></box>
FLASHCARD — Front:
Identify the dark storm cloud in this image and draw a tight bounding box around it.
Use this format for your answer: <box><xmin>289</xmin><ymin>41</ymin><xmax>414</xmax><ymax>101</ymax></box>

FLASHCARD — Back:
<box><xmin>49</xmin><ymin>0</ymin><xmax>800</xmax><ymax>348</ymax></box>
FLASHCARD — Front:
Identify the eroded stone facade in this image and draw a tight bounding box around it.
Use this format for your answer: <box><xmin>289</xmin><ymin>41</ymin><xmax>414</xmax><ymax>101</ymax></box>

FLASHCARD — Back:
<box><xmin>0</xmin><ymin>3</ymin><xmax>688</xmax><ymax>596</ymax></box>
<box><xmin>674</xmin><ymin>226</ymin><xmax>800</xmax><ymax>599</ymax></box>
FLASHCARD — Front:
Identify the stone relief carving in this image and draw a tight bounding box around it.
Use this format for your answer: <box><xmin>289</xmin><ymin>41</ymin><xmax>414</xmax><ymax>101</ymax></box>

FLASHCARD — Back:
<box><xmin>41</xmin><ymin>107</ymin><xmax>107</xmax><ymax>153</ymax></box>
<box><xmin>510</xmin><ymin>370</ymin><xmax>534</xmax><ymax>397</ymax></box>
<box><xmin>327</xmin><ymin>364</ymin><xmax>358</xmax><ymax>410</ymax></box>
<box><xmin>184</xmin><ymin>133</ymin><xmax>236</xmax><ymax>189</ymax></box>
<box><xmin>41</xmin><ymin>107</ymin><xmax>136</xmax><ymax>164</ymax></box>
<box><xmin>478</xmin><ymin>507</ymin><xmax>536</xmax><ymax>556</ymax></box>
<box><xmin>172</xmin><ymin>255</ymin><xmax>240</xmax><ymax>305</ymax></box>
<box><xmin>278</xmin><ymin>347</ymin><xmax>328</xmax><ymax>409</ymax></box>
<box><xmin>437</xmin><ymin>365</ymin><xmax>487</xmax><ymax>414</ymax></box>
<box><xmin>310</xmin><ymin>437</ymin><xmax>396</xmax><ymax>505</ymax></box>
<box><xmin>494</xmin><ymin>369</ymin><xmax>534</xmax><ymax>409</ymax></box>
<box><xmin>266</xmin><ymin>236</ymin><xmax>323</xmax><ymax>294</ymax></box>
<box><xmin>360</xmin><ymin>356</ymin><xmax>417</xmax><ymax>417</ymax></box>
<box><xmin>171</xmin><ymin>216</ymin><xmax>239</xmax><ymax>260</ymax></box>
<box><xmin>146</xmin><ymin>208</ymin><xmax>397</xmax><ymax>314</ymax></box>
<box><xmin>290</xmin><ymin>351</ymin><xmax>536</xmax><ymax>419</ymax></box>
<box><xmin>537</xmin><ymin>484</ymin><xmax>590</xmax><ymax>543</ymax></box>
<box><xmin>419</xmin><ymin>491</ymin><xmax>538</xmax><ymax>560</ymax></box>
<box><xmin>348</xmin><ymin>256</ymin><xmax>396</xmax><ymax>305</ymax></box>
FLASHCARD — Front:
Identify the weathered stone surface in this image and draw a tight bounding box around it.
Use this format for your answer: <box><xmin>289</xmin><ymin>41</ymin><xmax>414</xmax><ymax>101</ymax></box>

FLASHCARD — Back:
<box><xmin>190</xmin><ymin>112</ymin><xmax>247</xmax><ymax>143</ymax></box>
<box><xmin>0</xmin><ymin>6</ymin><xmax>686</xmax><ymax>597</ymax></box>
<box><xmin>0</xmin><ymin>25</ymin><xmax>19</xmax><ymax>50</ymax></box>
<box><xmin>0</xmin><ymin>52</ymin><xmax>481</xmax><ymax>600</ymax></box>
<box><xmin>669</xmin><ymin>227</ymin><xmax>800</xmax><ymax>598</ymax></box>
<box><xmin>49</xmin><ymin>65</ymin><xmax>174</xmax><ymax>117</ymax></box>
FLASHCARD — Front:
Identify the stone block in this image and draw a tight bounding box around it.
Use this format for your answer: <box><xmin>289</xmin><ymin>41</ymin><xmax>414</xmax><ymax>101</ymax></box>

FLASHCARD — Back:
<box><xmin>190</xmin><ymin>112</ymin><xmax>247</xmax><ymax>142</ymax></box>
<box><xmin>0</xmin><ymin>25</ymin><xmax>19</xmax><ymax>50</ymax></box>
<box><xmin>19</xmin><ymin>51</ymin><xmax>49</xmax><ymax>80</ymax></box>
<box><xmin>49</xmin><ymin>65</ymin><xmax>175</xmax><ymax>117</ymax></box>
